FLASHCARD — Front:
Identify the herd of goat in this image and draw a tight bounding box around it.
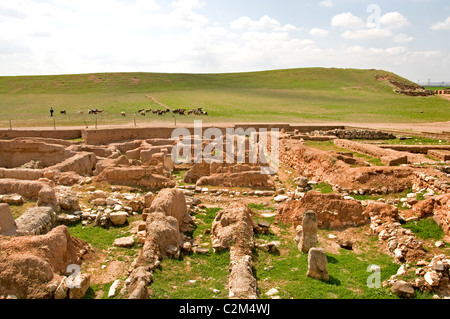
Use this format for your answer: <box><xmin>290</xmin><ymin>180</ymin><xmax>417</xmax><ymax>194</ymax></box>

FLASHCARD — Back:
<box><xmin>58</xmin><ymin>107</ymin><xmax>208</xmax><ymax>116</ymax></box>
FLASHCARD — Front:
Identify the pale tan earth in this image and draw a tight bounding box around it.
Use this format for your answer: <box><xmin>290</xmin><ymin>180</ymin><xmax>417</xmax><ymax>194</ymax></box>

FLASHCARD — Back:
<box><xmin>8</xmin><ymin>120</ymin><xmax>450</xmax><ymax>134</ymax></box>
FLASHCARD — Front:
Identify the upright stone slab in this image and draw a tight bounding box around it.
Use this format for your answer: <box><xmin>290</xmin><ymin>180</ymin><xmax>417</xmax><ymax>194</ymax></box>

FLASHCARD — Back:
<box><xmin>307</xmin><ymin>248</ymin><xmax>329</xmax><ymax>281</ymax></box>
<box><xmin>300</xmin><ymin>210</ymin><xmax>318</xmax><ymax>253</ymax></box>
<box><xmin>0</xmin><ymin>203</ymin><xmax>17</xmax><ymax>236</ymax></box>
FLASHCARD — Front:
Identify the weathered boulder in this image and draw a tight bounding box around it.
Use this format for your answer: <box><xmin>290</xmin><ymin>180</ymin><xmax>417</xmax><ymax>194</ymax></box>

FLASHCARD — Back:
<box><xmin>68</xmin><ymin>273</ymin><xmax>91</xmax><ymax>300</ymax></box>
<box><xmin>149</xmin><ymin>188</ymin><xmax>189</xmax><ymax>231</ymax></box>
<box><xmin>57</xmin><ymin>189</ymin><xmax>80</xmax><ymax>212</ymax></box>
<box><xmin>113</xmin><ymin>236</ymin><xmax>135</xmax><ymax>248</ymax></box>
<box><xmin>110</xmin><ymin>211</ymin><xmax>128</xmax><ymax>226</ymax></box>
<box><xmin>57</xmin><ymin>172</ymin><xmax>82</xmax><ymax>186</ymax></box>
<box><xmin>391</xmin><ymin>280</ymin><xmax>416</xmax><ymax>299</ymax></box>
<box><xmin>0</xmin><ymin>225</ymin><xmax>91</xmax><ymax>299</ymax></box>
<box><xmin>0</xmin><ymin>194</ymin><xmax>25</xmax><ymax>205</ymax></box>
<box><xmin>211</xmin><ymin>204</ymin><xmax>256</xmax><ymax>252</ymax></box>
<box><xmin>137</xmin><ymin>212</ymin><xmax>181</xmax><ymax>264</ymax></box>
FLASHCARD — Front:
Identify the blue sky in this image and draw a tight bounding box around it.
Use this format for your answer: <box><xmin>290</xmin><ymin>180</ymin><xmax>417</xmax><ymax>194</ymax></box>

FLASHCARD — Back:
<box><xmin>0</xmin><ymin>0</ymin><xmax>449</xmax><ymax>83</ymax></box>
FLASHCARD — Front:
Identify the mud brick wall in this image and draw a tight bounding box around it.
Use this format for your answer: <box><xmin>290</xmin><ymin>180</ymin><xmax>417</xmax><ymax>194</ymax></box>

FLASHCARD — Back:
<box><xmin>311</xmin><ymin>129</ymin><xmax>395</xmax><ymax>140</ymax></box>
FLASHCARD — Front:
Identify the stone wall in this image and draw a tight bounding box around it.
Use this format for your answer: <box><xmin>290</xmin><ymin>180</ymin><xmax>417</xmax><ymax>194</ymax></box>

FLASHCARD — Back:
<box><xmin>0</xmin><ymin>129</ymin><xmax>81</xmax><ymax>140</ymax></box>
<box><xmin>277</xmin><ymin>191</ymin><xmax>368</xmax><ymax>229</ymax></box>
<box><xmin>333</xmin><ymin>139</ymin><xmax>431</xmax><ymax>165</ymax></box>
<box><xmin>413</xmin><ymin>171</ymin><xmax>450</xmax><ymax>194</ymax></box>
<box><xmin>0</xmin><ymin>140</ymin><xmax>73</xmax><ymax>168</ymax></box>
<box><xmin>0</xmin><ymin>179</ymin><xmax>59</xmax><ymax>210</ymax></box>
<box><xmin>82</xmin><ymin>124</ymin><xmax>347</xmax><ymax>145</ymax></box>
<box><xmin>378</xmin><ymin>144</ymin><xmax>450</xmax><ymax>154</ymax></box>
<box><xmin>279</xmin><ymin>138</ymin><xmax>414</xmax><ymax>194</ymax></box>
<box><xmin>93</xmin><ymin>167</ymin><xmax>175</xmax><ymax>189</ymax></box>
<box><xmin>51</xmin><ymin>152</ymin><xmax>97</xmax><ymax>176</ymax></box>
<box><xmin>311</xmin><ymin>129</ymin><xmax>395</xmax><ymax>140</ymax></box>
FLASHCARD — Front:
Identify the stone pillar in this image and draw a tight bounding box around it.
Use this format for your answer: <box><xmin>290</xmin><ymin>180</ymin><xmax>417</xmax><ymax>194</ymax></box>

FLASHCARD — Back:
<box><xmin>307</xmin><ymin>248</ymin><xmax>329</xmax><ymax>281</ymax></box>
<box><xmin>299</xmin><ymin>210</ymin><xmax>318</xmax><ymax>253</ymax></box>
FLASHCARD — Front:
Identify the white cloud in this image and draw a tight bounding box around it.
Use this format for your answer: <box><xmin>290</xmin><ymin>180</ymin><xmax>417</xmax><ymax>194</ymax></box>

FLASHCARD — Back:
<box><xmin>431</xmin><ymin>16</ymin><xmax>450</xmax><ymax>30</ymax></box>
<box><xmin>0</xmin><ymin>0</ymin><xmax>448</xmax><ymax>81</ymax></box>
<box><xmin>309</xmin><ymin>28</ymin><xmax>329</xmax><ymax>37</ymax></box>
<box><xmin>230</xmin><ymin>15</ymin><xmax>296</xmax><ymax>32</ymax></box>
<box><xmin>331</xmin><ymin>12</ymin><xmax>366</xmax><ymax>30</ymax></box>
<box><xmin>170</xmin><ymin>0</ymin><xmax>209</xmax><ymax>27</ymax></box>
<box><xmin>380</xmin><ymin>12</ymin><xmax>409</xmax><ymax>29</ymax></box>
<box><xmin>319</xmin><ymin>0</ymin><xmax>335</xmax><ymax>8</ymax></box>
<box><xmin>331</xmin><ymin>10</ymin><xmax>411</xmax><ymax>42</ymax></box>
<box><xmin>341</xmin><ymin>28</ymin><xmax>392</xmax><ymax>40</ymax></box>
<box><xmin>393</xmin><ymin>33</ymin><xmax>414</xmax><ymax>43</ymax></box>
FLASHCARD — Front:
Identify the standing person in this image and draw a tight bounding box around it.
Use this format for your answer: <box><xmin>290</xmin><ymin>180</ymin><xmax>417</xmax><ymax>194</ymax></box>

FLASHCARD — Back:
<box><xmin>50</xmin><ymin>107</ymin><xmax>54</xmax><ymax>117</ymax></box>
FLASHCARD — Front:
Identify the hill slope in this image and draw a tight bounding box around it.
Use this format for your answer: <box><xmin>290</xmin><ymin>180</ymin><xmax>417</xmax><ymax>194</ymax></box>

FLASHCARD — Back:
<box><xmin>0</xmin><ymin>68</ymin><xmax>448</xmax><ymax>127</ymax></box>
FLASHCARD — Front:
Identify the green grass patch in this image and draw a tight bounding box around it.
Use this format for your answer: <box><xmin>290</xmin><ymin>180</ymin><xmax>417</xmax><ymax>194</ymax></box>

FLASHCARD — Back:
<box><xmin>402</xmin><ymin>218</ymin><xmax>445</xmax><ymax>240</ymax></box>
<box><xmin>149</xmin><ymin>251</ymin><xmax>230</xmax><ymax>299</ymax></box>
<box><xmin>312</xmin><ymin>182</ymin><xmax>334</xmax><ymax>194</ymax></box>
<box><xmin>305</xmin><ymin>140</ymin><xmax>384</xmax><ymax>166</ymax></box>
<box><xmin>359</xmin><ymin>137</ymin><xmax>450</xmax><ymax>145</ymax></box>
<box><xmin>67</xmin><ymin>223</ymin><xmax>135</xmax><ymax>251</ymax></box>
<box><xmin>253</xmin><ymin>235</ymin><xmax>406</xmax><ymax>299</ymax></box>
<box><xmin>247</xmin><ymin>203</ymin><xmax>276</xmax><ymax>212</ymax></box>
<box><xmin>190</xmin><ymin>207</ymin><xmax>222</xmax><ymax>239</ymax></box>
<box><xmin>1</xmin><ymin>68</ymin><xmax>449</xmax><ymax>127</ymax></box>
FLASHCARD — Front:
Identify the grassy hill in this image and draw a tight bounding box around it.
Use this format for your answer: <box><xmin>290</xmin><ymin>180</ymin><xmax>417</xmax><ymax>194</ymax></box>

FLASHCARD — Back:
<box><xmin>0</xmin><ymin>68</ymin><xmax>448</xmax><ymax>128</ymax></box>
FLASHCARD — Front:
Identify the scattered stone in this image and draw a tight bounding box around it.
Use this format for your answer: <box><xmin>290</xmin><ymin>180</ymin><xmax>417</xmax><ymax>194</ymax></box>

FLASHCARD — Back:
<box><xmin>435</xmin><ymin>241</ymin><xmax>445</xmax><ymax>248</ymax></box>
<box><xmin>109</xmin><ymin>211</ymin><xmax>128</xmax><ymax>226</ymax></box>
<box><xmin>265</xmin><ymin>288</ymin><xmax>279</xmax><ymax>297</ymax></box>
<box><xmin>391</xmin><ymin>280</ymin><xmax>416</xmax><ymax>299</ymax></box>
<box><xmin>0</xmin><ymin>194</ymin><xmax>25</xmax><ymax>205</ymax></box>
<box><xmin>113</xmin><ymin>236</ymin><xmax>135</xmax><ymax>248</ymax></box>
<box><xmin>108</xmin><ymin>279</ymin><xmax>123</xmax><ymax>298</ymax></box>
<box><xmin>56</xmin><ymin>213</ymin><xmax>81</xmax><ymax>226</ymax></box>
<box><xmin>274</xmin><ymin>195</ymin><xmax>289</xmax><ymax>202</ymax></box>
<box><xmin>193</xmin><ymin>247</ymin><xmax>210</xmax><ymax>254</ymax></box>
<box><xmin>424</xmin><ymin>271</ymin><xmax>441</xmax><ymax>287</ymax></box>
<box><xmin>337</xmin><ymin>239</ymin><xmax>353</xmax><ymax>250</ymax></box>
<box><xmin>182</xmin><ymin>241</ymin><xmax>192</xmax><ymax>252</ymax></box>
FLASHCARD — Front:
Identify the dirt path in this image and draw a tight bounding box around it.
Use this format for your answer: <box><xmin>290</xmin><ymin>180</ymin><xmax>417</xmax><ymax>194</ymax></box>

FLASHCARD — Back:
<box><xmin>438</xmin><ymin>94</ymin><xmax>450</xmax><ymax>102</ymax></box>
<box><xmin>3</xmin><ymin>121</ymin><xmax>450</xmax><ymax>135</ymax></box>
<box><xmin>146</xmin><ymin>95</ymin><xmax>172</xmax><ymax>110</ymax></box>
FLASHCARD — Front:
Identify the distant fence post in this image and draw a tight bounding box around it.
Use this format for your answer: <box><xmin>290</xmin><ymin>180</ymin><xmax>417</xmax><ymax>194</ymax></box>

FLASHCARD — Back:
<box><xmin>95</xmin><ymin>116</ymin><xmax>98</xmax><ymax>129</ymax></box>
<box><xmin>9</xmin><ymin>119</ymin><xmax>12</xmax><ymax>130</ymax></box>
<box><xmin>134</xmin><ymin>114</ymin><xmax>136</xmax><ymax>127</ymax></box>
<box><xmin>53</xmin><ymin>118</ymin><xmax>56</xmax><ymax>130</ymax></box>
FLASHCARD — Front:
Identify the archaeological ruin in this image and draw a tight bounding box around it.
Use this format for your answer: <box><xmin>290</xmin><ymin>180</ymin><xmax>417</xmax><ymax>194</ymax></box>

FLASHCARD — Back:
<box><xmin>0</xmin><ymin>123</ymin><xmax>449</xmax><ymax>300</ymax></box>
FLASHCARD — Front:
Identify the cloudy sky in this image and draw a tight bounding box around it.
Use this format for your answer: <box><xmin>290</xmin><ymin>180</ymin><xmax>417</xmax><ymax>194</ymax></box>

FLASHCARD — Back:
<box><xmin>1</xmin><ymin>0</ymin><xmax>449</xmax><ymax>84</ymax></box>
